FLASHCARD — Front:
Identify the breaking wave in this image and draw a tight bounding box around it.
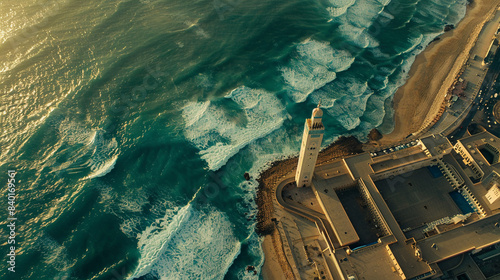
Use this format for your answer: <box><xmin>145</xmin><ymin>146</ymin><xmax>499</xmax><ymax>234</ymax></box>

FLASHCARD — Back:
<box><xmin>129</xmin><ymin>201</ymin><xmax>241</xmax><ymax>280</ymax></box>
<box><xmin>46</xmin><ymin>120</ymin><xmax>120</xmax><ymax>179</ymax></box>
<box><xmin>182</xmin><ymin>86</ymin><xmax>285</xmax><ymax>170</ymax></box>
<box><xmin>85</xmin><ymin>154</ymin><xmax>118</xmax><ymax>179</ymax></box>
<box><xmin>281</xmin><ymin>40</ymin><xmax>354</xmax><ymax>102</ymax></box>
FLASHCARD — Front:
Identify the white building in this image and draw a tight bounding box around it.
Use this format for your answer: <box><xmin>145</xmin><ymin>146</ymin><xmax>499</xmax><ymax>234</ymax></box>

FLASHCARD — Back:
<box><xmin>296</xmin><ymin>105</ymin><xmax>324</xmax><ymax>187</ymax></box>
<box><xmin>486</xmin><ymin>183</ymin><xmax>500</xmax><ymax>205</ymax></box>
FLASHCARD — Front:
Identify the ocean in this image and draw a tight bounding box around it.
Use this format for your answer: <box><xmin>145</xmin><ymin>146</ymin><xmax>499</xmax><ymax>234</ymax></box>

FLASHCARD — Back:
<box><xmin>0</xmin><ymin>0</ymin><xmax>467</xmax><ymax>279</ymax></box>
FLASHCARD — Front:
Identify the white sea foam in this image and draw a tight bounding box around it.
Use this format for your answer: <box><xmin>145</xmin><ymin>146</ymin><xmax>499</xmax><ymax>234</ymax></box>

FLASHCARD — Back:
<box><xmin>379</xmin><ymin>10</ymin><xmax>395</xmax><ymax>20</ymax></box>
<box><xmin>183</xmin><ymin>86</ymin><xmax>285</xmax><ymax>170</ymax></box>
<box><xmin>129</xmin><ymin>203</ymin><xmax>192</xmax><ymax>278</ymax></box>
<box><xmin>281</xmin><ymin>64</ymin><xmax>336</xmax><ymax>102</ymax></box>
<box><xmin>337</xmin><ymin>24</ymin><xmax>371</xmax><ymax>48</ymax></box>
<box><xmin>129</xmin><ymin>202</ymin><xmax>240</xmax><ymax>280</ymax></box>
<box><xmin>326</xmin><ymin>0</ymin><xmax>356</xmax><ymax>18</ymax></box>
<box><xmin>57</xmin><ymin>119</ymin><xmax>97</xmax><ymax>146</ymax></box>
<box><xmin>118</xmin><ymin>194</ymin><xmax>149</xmax><ymax>214</ymax></box>
<box><xmin>420</xmin><ymin>32</ymin><xmax>445</xmax><ymax>49</ymax></box>
<box><xmin>346</xmin><ymin>0</ymin><xmax>384</xmax><ymax>28</ymax></box>
<box><xmin>328</xmin><ymin>0</ymin><xmax>356</xmax><ymax>8</ymax></box>
<box><xmin>372</xmin><ymin>29</ymin><xmax>443</xmax><ymax>103</ymax></box>
<box><xmin>308</xmin><ymin>76</ymin><xmax>369</xmax><ymax>126</ymax></box>
<box><xmin>327</xmin><ymin>6</ymin><xmax>350</xmax><ymax>17</ymax></box>
<box><xmin>117</xmin><ymin>196</ymin><xmax>175</xmax><ymax>239</ymax></box>
<box><xmin>377</xmin><ymin>64</ymin><xmax>412</xmax><ymax>100</ymax></box>
<box><xmin>310</xmin><ymin>91</ymin><xmax>336</xmax><ymax>109</ymax></box>
<box><xmin>327</xmin><ymin>91</ymin><xmax>373</xmax><ymax>131</ymax></box>
<box><xmin>414</xmin><ymin>0</ymin><xmax>467</xmax><ymax>26</ymax></box>
<box><xmin>296</xmin><ymin>42</ymin><xmax>353</xmax><ymax>71</ymax></box>
<box><xmin>419</xmin><ymin>2</ymin><xmax>449</xmax><ymax>22</ymax></box>
<box><xmin>233</xmin><ymin>131</ymin><xmax>300</xmax><ymax>223</ymax></box>
<box><xmin>361</xmin><ymin>94</ymin><xmax>387</xmax><ymax>127</ymax></box>
<box><xmin>88</xmin><ymin>130</ymin><xmax>98</xmax><ymax>145</ymax></box>
<box><xmin>281</xmin><ymin>41</ymin><xmax>354</xmax><ymax>102</ymax></box>
<box><xmin>182</xmin><ymin>100</ymin><xmax>211</xmax><ymax>128</ymax></box>
<box><xmin>328</xmin><ymin>0</ymin><xmax>388</xmax><ymax>48</ymax></box>
<box><xmin>396</xmin><ymin>34</ymin><xmax>423</xmax><ymax>55</ymax></box>
<box><xmin>375</xmin><ymin>0</ymin><xmax>391</xmax><ymax>5</ymax></box>
<box><xmin>93</xmin><ymin>182</ymin><xmax>113</xmax><ymax>204</ymax></box>
<box><xmin>369</xmin><ymin>75</ymin><xmax>389</xmax><ymax>90</ymax></box>
<box><xmin>332</xmin><ymin>76</ymin><xmax>369</xmax><ymax>98</ymax></box>
<box><xmin>85</xmin><ymin>154</ymin><xmax>118</xmax><ymax>179</ymax></box>
<box><xmin>448</xmin><ymin>0</ymin><xmax>467</xmax><ymax>24</ymax></box>
<box><xmin>328</xmin><ymin>53</ymin><xmax>356</xmax><ymax>73</ymax></box>
<box><xmin>37</xmin><ymin>235</ymin><xmax>75</xmax><ymax>273</ymax></box>
<box><xmin>377</xmin><ymin>65</ymin><xmax>397</xmax><ymax>76</ymax></box>
<box><xmin>237</xmin><ymin>233</ymin><xmax>265</xmax><ymax>280</ymax></box>
<box><xmin>84</xmin><ymin>132</ymin><xmax>119</xmax><ymax>179</ymax></box>
<box><xmin>194</xmin><ymin>73</ymin><xmax>214</xmax><ymax>90</ymax></box>
<box><xmin>54</xmin><ymin>120</ymin><xmax>120</xmax><ymax>179</ymax></box>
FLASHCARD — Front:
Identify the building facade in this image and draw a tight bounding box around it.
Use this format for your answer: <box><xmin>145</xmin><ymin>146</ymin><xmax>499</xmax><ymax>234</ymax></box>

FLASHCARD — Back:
<box><xmin>296</xmin><ymin>105</ymin><xmax>324</xmax><ymax>187</ymax></box>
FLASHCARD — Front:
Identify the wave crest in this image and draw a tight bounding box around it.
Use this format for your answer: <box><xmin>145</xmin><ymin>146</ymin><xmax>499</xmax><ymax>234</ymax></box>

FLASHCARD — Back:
<box><xmin>183</xmin><ymin>87</ymin><xmax>285</xmax><ymax>170</ymax></box>
<box><xmin>282</xmin><ymin>40</ymin><xmax>354</xmax><ymax>102</ymax></box>
<box><xmin>129</xmin><ymin>203</ymin><xmax>240</xmax><ymax>280</ymax></box>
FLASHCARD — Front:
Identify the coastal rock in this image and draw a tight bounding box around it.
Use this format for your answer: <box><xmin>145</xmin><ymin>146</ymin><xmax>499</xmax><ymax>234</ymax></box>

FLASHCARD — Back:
<box><xmin>244</xmin><ymin>172</ymin><xmax>250</xmax><ymax>180</ymax></box>
<box><xmin>444</xmin><ymin>24</ymin><xmax>455</xmax><ymax>32</ymax></box>
<box><xmin>368</xmin><ymin>128</ymin><xmax>383</xmax><ymax>141</ymax></box>
<box><xmin>430</xmin><ymin>37</ymin><xmax>441</xmax><ymax>44</ymax></box>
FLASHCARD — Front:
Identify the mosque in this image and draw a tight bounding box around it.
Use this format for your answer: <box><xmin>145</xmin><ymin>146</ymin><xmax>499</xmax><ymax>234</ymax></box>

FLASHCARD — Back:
<box><xmin>274</xmin><ymin>105</ymin><xmax>500</xmax><ymax>280</ymax></box>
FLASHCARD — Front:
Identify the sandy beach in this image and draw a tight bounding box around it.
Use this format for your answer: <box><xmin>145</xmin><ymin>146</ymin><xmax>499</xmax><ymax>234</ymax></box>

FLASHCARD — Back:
<box><xmin>380</xmin><ymin>0</ymin><xmax>500</xmax><ymax>146</ymax></box>
<box><xmin>261</xmin><ymin>236</ymin><xmax>287</xmax><ymax>280</ymax></box>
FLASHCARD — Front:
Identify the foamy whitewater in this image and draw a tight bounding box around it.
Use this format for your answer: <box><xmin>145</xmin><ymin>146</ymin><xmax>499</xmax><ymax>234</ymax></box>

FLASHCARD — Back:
<box><xmin>0</xmin><ymin>0</ymin><xmax>467</xmax><ymax>279</ymax></box>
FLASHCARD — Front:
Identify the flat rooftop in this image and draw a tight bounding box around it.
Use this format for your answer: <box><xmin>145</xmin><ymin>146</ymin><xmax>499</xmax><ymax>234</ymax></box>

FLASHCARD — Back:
<box><xmin>312</xmin><ymin>177</ymin><xmax>359</xmax><ymax>246</ymax></box>
<box><xmin>417</xmin><ymin>213</ymin><xmax>500</xmax><ymax>263</ymax></box>
<box><xmin>420</xmin><ymin>134</ymin><xmax>453</xmax><ymax>157</ymax></box>
<box><xmin>335</xmin><ymin>245</ymin><xmax>402</xmax><ymax>280</ymax></box>
<box><xmin>458</xmin><ymin>131</ymin><xmax>500</xmax><ymax>151</ymax></box>
<box><xmin>371</xmin><ymin>152</ymin><xmax>428</xmax><ymax>173</ymax></box>
<box><xmin>372</xmin><ymin>145</ymin><xmax>425</xmax><ymax>164</ymax></box>
<box><xmin>315</xmin><ymin>160</ymin><xmax>351</xmax><ymax>180</ymax></box>
<box><xmin>457</xmin><ymin>131</ymin><xmax>500</xmax><ymax>175</ymax></box>
<box><xmin>389</xmin><ymin>242</ymin><xmax>434</xmax><ymax>279</ymax></box>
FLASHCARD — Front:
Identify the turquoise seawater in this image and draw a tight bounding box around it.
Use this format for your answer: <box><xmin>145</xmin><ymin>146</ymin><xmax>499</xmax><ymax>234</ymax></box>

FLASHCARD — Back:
<box><xmin>1</xmin><ymin>0</ymin><xmax>467</xmax><ymax>279</ymax></box>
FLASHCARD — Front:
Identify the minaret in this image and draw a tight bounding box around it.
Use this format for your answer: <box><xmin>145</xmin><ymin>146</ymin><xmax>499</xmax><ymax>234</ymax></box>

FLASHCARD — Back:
<box><xmin>296</xmin><ymin>104</ymin><xmax>324</xmax><ymax>188</ymax></box>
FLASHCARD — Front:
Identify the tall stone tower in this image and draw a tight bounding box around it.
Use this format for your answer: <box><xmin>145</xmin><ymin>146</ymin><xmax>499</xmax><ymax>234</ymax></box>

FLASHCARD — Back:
<box><xmin>296</xmin><ymin>104</ymin><xmax>324</xmax><ymax>188</ymax></box>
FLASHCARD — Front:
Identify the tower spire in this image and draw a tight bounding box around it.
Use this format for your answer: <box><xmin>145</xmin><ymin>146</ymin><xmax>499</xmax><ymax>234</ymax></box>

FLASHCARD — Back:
<box><xmin>295</xmin><ymin>105</ymin><xmax>325</xmax><ymax>188</ymax></box>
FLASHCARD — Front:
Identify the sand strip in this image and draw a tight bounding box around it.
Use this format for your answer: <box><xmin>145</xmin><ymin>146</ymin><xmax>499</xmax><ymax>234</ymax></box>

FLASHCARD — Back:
<box><xmin>380</xmin><ymin>0</ymin><xmax>500</xmax><ymax>145</ymax></box>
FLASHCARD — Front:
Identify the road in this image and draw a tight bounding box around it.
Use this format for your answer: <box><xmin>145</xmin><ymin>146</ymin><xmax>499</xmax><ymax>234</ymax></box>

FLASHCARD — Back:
<box><xmin>448</xmin><ymin>48</ymin><xmax>500</xmax><ymax>142</ymax></box>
